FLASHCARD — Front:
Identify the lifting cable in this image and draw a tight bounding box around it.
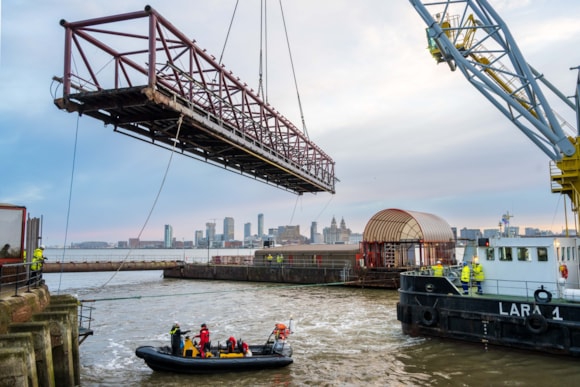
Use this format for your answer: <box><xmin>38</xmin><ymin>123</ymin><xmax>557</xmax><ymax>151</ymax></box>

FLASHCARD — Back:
<box><xmin>217</xmin><ymin>0</ymin><xmax>240</xmax><ymax>68</ymax></box>
<box><xmin>221</xmin><ymin>0</ymin><xmax>307</xmax><ymax>137</ymax></box>
<box><xmin>258</xmin><ymin>0</ymin><xmax>268</xmax><ymax>102</ymax></box>
<box><xmin>277</xmin><ymin>0</ymin><xmax>309</xmax><ymax>138</ymax></box>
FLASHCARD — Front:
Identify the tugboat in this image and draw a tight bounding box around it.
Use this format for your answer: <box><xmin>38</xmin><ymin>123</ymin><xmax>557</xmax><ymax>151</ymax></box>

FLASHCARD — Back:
<box><xmin>397</xmin><ymin>232</ymin><xmax>580</xmax><ymax>356</ymax></box>
<box><xmin>401</xmin><ymin>0</ymin><xmax>580</xmax><ymax>357</ymax></box>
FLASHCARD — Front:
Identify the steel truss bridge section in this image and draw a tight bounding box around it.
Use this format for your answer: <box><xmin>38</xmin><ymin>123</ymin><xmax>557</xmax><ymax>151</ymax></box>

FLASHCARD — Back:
<box><xmin>53</xmin><ymin>5</ymin><xmax>335</xmax><ymax>194</ymax></box>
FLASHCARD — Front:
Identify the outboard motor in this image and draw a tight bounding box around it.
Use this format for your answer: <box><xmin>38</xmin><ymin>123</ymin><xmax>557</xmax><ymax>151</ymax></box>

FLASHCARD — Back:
<box><xmin>272</xmin><ymin>340</ymin><xmax>293</xmax><ymax>357</ymax></box>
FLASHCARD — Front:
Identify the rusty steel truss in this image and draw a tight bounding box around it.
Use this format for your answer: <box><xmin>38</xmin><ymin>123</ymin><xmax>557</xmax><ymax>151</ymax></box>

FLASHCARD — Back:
<box><xmin>53</xmin><ymin>5</ymin><xmax>335</xmax><ymax>194</ymax></box>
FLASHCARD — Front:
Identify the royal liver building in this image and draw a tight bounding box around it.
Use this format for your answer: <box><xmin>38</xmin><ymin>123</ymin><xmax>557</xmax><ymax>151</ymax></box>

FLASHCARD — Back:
<box><xmin>323</xmin><ymin>216</ymin><xmax>351</xmax><ymax>244</ymax></box>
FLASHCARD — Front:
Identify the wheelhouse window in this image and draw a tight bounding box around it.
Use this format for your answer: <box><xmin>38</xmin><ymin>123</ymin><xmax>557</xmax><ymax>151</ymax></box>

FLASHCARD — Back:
<box><xmin>537</xmin><ymin>247</ymin><xmax>548</xmax><ymax>262</ymax></box>
<box><xmin>486</xmin><ymin>247</ymin><xmax>494</xmax><ymax>261</ymax></box>
<box><xmin>499</xmin><ymin>247</ymin><xmax>512</xmax><ymax>261</ymax></box>
<box><xmin>517</xmin><ymin>247</ymin><xmax>530</xmax><ymax>261</ymax></box>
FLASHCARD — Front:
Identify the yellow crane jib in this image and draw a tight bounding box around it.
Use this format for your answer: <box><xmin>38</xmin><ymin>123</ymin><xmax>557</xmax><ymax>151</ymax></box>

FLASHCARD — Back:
<box><xmin>426</xmin><ymin>14</ymin><xmax>478</xmax><ymax>71</ymax></box>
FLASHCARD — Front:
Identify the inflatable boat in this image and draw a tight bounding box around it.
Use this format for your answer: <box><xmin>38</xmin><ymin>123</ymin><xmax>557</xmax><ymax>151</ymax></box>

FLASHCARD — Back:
<box><xmin>136</xmin><ymin>340</ymin><xmax>293</xmax><ymax>374</ymax></box>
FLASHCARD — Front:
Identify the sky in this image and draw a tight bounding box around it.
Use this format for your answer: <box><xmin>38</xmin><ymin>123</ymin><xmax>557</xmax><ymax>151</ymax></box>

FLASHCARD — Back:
<box><xmin>2</xmin><ymin>0</ymin><xmax>580</xmax><ymax>246</ymax></box>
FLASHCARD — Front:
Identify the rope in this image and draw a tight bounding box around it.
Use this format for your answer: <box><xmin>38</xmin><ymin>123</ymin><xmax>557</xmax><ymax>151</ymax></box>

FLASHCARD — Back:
<box><xmin>80</xmin><ymin>280</ymin><xmax>349</xmax><ymax>303</ymax></box>
<box><xmin>288</xmin><ymin>193</ymin><xmax>301</xmax><ymax>225</ymax></box>
<box><xmin>314</xmin><ymin>193</ymin><xmax>334</xmax><ymax>222</ymax></box>
<box><xmin>100</xmin><ymin>115</ymin><xmax>185</xmax><ymax>288</ymax></box>
<box><xmin>56</xmin><ymin>114</ymin><xmax>81</xmax><ymax>294</ymax></box>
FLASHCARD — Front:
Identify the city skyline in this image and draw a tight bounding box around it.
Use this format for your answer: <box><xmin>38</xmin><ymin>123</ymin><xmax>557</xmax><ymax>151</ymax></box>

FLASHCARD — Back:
<box><xmin>3</xmin><ymin>2</ymin><xmax>580</xmax><ymax>248</ymax></box>
<box><xmin>61</xmin><ymin>213</ymin><xmax>562</xmax><ymax>248</ymax></box>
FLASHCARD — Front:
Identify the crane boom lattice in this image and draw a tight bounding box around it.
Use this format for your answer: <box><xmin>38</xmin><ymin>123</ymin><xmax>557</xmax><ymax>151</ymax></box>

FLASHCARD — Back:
<box><xmin>409</xmin><ymin>0</ymin><xmax>580</xmax><ymax>225</ymax></box>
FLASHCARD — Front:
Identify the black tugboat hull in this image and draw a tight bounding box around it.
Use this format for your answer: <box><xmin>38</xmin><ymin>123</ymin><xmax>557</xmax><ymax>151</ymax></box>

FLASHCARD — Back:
<box><xmin>397</xmin><ymin>273</ymin><xmax>580</xmax><ymax>356</ymax></box>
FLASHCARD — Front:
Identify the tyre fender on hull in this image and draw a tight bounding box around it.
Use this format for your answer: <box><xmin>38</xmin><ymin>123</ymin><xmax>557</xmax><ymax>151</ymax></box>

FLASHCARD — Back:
<box><xmin>420</xmin><ymin>306</ymin><xmax>438</xmax><ymax>327</ymax></box>
<box><xmin>525</xmin><ymin>313</ymin><xmax>548</xmax><ymax>334</ymax></box>
<box><xmin>534</xmin><ymin>287</ymin><xmax>552</xmax><ymax>304</ymax></box>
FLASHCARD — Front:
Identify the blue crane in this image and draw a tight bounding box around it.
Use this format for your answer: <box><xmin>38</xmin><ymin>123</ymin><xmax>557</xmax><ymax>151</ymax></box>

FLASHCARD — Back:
<box><xmin>408</xmin><ymin>0</ymin><xmax>580</xmax><ymax>225</ymax></box>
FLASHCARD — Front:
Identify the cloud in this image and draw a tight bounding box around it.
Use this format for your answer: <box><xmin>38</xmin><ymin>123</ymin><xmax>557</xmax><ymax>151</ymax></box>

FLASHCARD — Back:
<box><xmin>1</xmin><ymin>0</ymin><xmax>579</xmax><ymax>245</ymax></box>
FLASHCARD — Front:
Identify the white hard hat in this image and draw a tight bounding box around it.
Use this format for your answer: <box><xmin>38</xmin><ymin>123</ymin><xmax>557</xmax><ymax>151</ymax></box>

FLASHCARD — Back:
<box><xmin>40</xmin><ymin>245</ymin><xmax>45</xmax><ymax>250</ymax></box>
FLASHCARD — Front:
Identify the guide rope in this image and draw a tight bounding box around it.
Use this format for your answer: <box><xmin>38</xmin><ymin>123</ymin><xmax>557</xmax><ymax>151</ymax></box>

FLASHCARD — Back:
<box><xmin>100</xmin><ymin>115</ymin><xmax>185</xmax><ymax>288</ymax></box>
<box><xmin>56</xmin><ymin>114</ymin><xmax>81</xmax><ymax>294</ymax></box>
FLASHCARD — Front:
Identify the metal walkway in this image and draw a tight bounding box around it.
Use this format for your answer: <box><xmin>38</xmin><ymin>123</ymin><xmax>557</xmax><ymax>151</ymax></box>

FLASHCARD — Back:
<box><xmin>53</xmin><ymin>6</ymin><xmax>335</xmax><ymax>194</ymax></box>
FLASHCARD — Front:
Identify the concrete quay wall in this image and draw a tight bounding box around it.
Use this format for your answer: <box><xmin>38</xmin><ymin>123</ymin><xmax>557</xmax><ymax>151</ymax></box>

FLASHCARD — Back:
<box><xmin>164</xmin><ymin>264</ymin><xmax>402</xmax><ymax>288</ymax></box>
<box><xmin>0</xmin><ymin>287</ymin><xmax>79</xmax><ymax>387</ymax></box>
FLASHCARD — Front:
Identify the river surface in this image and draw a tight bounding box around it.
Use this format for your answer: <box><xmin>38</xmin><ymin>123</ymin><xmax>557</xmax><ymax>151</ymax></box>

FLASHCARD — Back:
<box><xmin>43</xmin><ymin>250</ymin><xmax>580</xmax><ymax>386</ymax></box>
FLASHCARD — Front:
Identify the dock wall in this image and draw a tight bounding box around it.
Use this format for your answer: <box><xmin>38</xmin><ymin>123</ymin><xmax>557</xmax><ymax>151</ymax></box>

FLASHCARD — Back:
<box><xmin>0</xmin><ymin>287</ymin><xmax>79</xmax><ymax>387</ymax></box>
<box><xmin>164</xmin><ymin>263</ymin><xmax>402</xmax><ymax>288</ymax></box>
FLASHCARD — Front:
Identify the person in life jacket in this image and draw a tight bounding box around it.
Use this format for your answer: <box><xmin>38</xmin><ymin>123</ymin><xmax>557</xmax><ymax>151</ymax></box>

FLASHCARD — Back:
<box><xmin>273</xmin><ymin>323</ymin><xmax>290</xmax><ymax>340</ymax></box>
<box><xmin>226</xmin><ymin>336</ymin><xmax>236</xmax><ymax>353</ymax></box>
<box><xmin>241</xmin><ymin>341</ymin><xmax>252</xmax><ymax>357</ymax></box>
<box><xmin>170</xmin><ymin>322</ymin><xmax>190</xmax><ymax>356</ymax></box>
<box><xmin>195</xmin><ymin>323</ymin><xmax>211</xmax><ymax>358</ymax></box>
<box><xmin>432</xmin><ymin>260</ymin><xmax>444</xmax><ymax>277</ymax></box>
<box><xmin>472</xmin><ymin>257</ymin><xmax>485</xmax><ymax>295</ymax></box>
<box><xmin>266</xmin><ymin>253</ymin><xmax>273</xmax><ymax>266</ymax></box>
<box><xmin>560</xmin><ymin>263</ymin><xmax>569</xmax><ymax>279</ymax></box>
<box><xmin>30</xmin><ymin>245</ymin><xmax>47</xmax><ymax>283</ymax></box>
<box><xmin>460</xmin><ymin>261</ymin><xmax>471</xmax><ymax>295</ymax></box>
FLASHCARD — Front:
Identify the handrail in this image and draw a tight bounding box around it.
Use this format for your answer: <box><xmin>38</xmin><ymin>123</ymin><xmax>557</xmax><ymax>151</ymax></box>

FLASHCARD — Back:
<box><xmin>402</xmin><ymin>266</ymin><xmax>580</xmax><ymax>301</ymax></box>
<box><xmin>0</xmin><ymin>262</ymin><xmax>43</xmax><ymax>297</ymax></box>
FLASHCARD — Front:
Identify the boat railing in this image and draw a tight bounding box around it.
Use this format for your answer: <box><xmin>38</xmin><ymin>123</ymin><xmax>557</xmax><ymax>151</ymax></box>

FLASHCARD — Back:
<box><xmin>403</xmin><ymin>265</ymin><xmax>463</xmax><ymax>277</ymax></box>
<box><xmin>402</xmin><ymin>267</ymin><xmax>580</xmax><ymax>301</ymax></box>
<box><xmin>481</xmin><ymin>278</ymin><xmax>580</xmax><ymax>301</ymax></box>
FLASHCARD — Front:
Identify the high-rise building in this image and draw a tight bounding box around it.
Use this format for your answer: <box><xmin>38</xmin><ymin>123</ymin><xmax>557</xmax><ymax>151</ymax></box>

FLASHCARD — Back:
<box><xmin>258</xmin><ymin>213</ymin><xmax>264</xmax><ymax>238</ymax></box>
<box><xmin>310</xmin><ymin>221</ymin><xmax>318</xmax><ymax>243</ymax></box>
<box><xmin>194</xmin><ymin>230</ymin><xmax>203</xmax><ymax>247</ymax></box>
<box><xmin>277</xmin><ymin>225</ymin><xmax>303</xmax><ymax>244</ymax></box>
<box><xmin>310</xmin><ymin>221</ymin><xmax>322</xmax><ymax>243</ymax></box>
<box><xmin>223</xmin><ymin>217</ymin><xmax>235</xmax><ymax>241</ymax></box>
<box><xmin>459</xmin><ymin>228</ymin><xmax>482</xmax><ymax>241</ymax></box>
<box><xmin>164</xmin><ymin>225</ymin><xmax>173</xmax><ymax>248</ymax></box>
<box><xmin>206</xmin><ymin>222</ymin><xmax>216</xmax><ymax>246</ymax></box>
<box><xmin>244</xmin><ymin>222</ymin><xmax>251</xmax><ymax>240</ymax></box>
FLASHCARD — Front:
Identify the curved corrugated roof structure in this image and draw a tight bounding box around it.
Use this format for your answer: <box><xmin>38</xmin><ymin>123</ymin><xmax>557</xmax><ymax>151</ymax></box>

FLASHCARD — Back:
<box><xmin>363</xmin><ymin>208</ymin><xmax>453</xmax><ymax>243</ymax></box>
